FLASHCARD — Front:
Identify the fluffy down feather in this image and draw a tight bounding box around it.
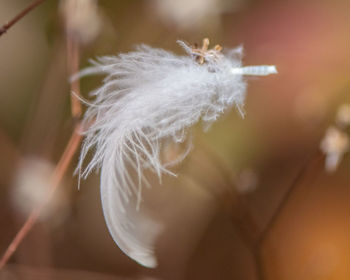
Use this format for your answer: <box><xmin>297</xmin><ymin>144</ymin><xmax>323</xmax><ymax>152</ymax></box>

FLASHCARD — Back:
<box><xmin>77</xmin><ymin>40</ymin><xmax>276</xmax><ymax>267</ymax></box>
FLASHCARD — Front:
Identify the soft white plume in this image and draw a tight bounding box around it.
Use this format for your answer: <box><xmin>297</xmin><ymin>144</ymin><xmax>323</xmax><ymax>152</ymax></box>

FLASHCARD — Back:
<box><xmin>77</xmin><ymin>40</ymin><xmax>276</xmax><ymax>267</ymax></box>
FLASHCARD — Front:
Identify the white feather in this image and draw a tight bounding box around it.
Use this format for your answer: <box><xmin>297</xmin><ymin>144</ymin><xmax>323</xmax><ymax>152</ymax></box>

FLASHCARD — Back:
<box><xmin>77</xmin><ymin>41</ymin><xmax>276</xmax><ymax>267</ymax></box>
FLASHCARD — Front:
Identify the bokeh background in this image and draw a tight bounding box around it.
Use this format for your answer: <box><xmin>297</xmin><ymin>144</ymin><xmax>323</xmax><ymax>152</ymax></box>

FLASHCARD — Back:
<box><xmin>1</xmin><ymin>0</ymin><xmax>350</xmax><ymax>279</ymax></box>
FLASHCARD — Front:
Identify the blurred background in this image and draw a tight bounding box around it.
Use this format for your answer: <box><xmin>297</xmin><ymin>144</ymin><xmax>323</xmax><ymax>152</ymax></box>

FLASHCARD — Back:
<box><xmin>1</xmin><ymin>0</ymin><xmax>350</xmax><ymax>279</ymax></box>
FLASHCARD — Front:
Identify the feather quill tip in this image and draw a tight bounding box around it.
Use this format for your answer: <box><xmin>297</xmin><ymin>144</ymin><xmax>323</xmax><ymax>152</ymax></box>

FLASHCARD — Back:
<box><xmin>231</xmin><ymin>65</ymin><xmax>277</xmax><ymax>76</ymax></box>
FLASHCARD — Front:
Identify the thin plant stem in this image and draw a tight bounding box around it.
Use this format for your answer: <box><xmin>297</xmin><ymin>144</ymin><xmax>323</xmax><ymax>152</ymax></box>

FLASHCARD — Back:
<box><xmin>256</xmin><ymin>152</ymin><xmax>322</xmax><ymax>247</ymax></box>
<box><xmin>252</xmin><ymin>151</ymin><xmax>322</xmax><ymax>280</ymax></box>
<box><xmin>67</xmin><ymin>36</ymin><xmax>82</xmax><ymax>119</ymax></box>
<box><xmin>217</xmin><ymin>148</ymin><xmax>322</xmax><ymax>280</ymax></box>
<box><xmin>0</xmin><ymin>16</ymin><xmax>84</xmax><ymax>269</ymax></box>
<box><xmin>0</xmin><ymin>124</ymin><xmax>82</xmax><ymax>270</ymax></box>
<box><xmin>0</xmin><ymin>0</ymin><xmax>46</xmax><ymax>37</ymax></box>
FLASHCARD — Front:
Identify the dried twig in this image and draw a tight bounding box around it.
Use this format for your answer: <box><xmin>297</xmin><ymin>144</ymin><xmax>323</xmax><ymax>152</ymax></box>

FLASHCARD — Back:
<box><xmin>0</xmin><ymin>0</ymin><xmax>46</xmax><ymax>37</ymax></box>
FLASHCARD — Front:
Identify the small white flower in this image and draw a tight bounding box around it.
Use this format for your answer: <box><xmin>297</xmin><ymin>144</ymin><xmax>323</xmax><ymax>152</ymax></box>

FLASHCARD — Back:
<box><xmin>60</xmin><ymin>0</ymin><xmax>101</xmax><ymax>44</ymax></box>
<box><xmin>12</xmin><ymin>157</ymin><xmax>68</xmax><ymax>223</ymax></box>
<box><xmin>150</xmin><ymin>0</ymin><xmax>244</xmax><ymax>30</ymax></box>
<box><xmin>77</xmin><ymin>39</ymin><xmax>276</xmax><ymax>267</ymax></box>
<box><xmin>320</xmin><ymin>126</ymin><xmax>349</xmax><ymax>173</ymax></box>
<box><xmin>234</xmin><ymin>169</ymin><xmax>259</xmax><ymax>194</ymax></box>
<box><xmin>336</xmin><ymin>104</ymin><xmax>350</xmax><ymax>128</ymax></box>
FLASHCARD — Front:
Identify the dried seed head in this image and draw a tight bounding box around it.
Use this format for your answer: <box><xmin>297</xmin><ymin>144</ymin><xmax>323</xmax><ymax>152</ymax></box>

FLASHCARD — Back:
<box><xmin>190</xmin><ymin>38</ymin><xmax>224</xmax><ymax>64</ymax></box>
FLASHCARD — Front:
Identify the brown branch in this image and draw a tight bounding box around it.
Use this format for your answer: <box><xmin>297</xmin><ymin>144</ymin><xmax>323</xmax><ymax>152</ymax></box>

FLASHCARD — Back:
<box><xmin>0</xmin><ymin>0</ymin><xmax>46</xmax><ymax>37</ymax></box>
<box><xmin>0</xmin><ymin>124</ymin><xmax>82</xmax><ymax>270</ymax></box>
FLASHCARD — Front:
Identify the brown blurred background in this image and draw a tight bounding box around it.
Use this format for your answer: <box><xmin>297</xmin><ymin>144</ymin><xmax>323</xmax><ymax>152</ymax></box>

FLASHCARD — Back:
<box><xmin>1</xmin><ymin>0</ymin><xmax>350</xmax><ymax>279</ymax></box>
